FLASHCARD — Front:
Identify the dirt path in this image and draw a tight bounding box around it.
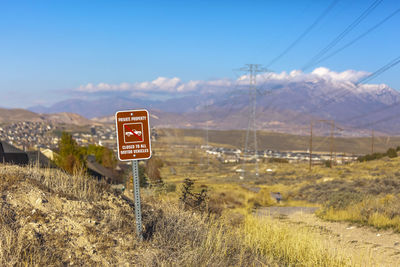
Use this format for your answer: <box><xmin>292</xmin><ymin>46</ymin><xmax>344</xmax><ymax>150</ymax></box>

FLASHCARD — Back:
<box><xmin>257</xmin><ymin>207</ymin><xmax>400</xmax><ymax>267</ymax></box>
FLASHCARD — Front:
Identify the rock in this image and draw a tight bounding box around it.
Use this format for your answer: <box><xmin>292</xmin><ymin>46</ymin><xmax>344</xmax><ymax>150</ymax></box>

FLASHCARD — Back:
<box><xmin>36</xmin><ymin>197</ymin><xmax>48</xmax><ymax>205</ymax></box>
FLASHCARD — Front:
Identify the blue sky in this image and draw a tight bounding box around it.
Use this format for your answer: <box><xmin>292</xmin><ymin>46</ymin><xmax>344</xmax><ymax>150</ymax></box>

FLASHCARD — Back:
<box><xmin>0</xmin><ymin>0</ymin><xmax>399</xmax><ymax>108</ymax></box>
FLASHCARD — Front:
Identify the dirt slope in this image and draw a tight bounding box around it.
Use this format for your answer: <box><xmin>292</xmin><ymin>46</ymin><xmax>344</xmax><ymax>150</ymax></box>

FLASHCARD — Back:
<box><xmin>0</xmin><ymin>165</ymin><xmax>270</xmax><ymax>266</ymax></box>
<box><xmin>0</xmin><ymin>165</ymin><xmax>139</xmax><ymax>266</ymax></box>
<box><xmin>258</xmin><ymin>206</ymin><xmax>400</xmax><ymax>267</ymax></box>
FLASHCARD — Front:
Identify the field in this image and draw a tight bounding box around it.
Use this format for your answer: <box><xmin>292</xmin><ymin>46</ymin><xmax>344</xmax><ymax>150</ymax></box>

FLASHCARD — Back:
<box><xmin>0</xmin><ymin>164</ymin><xmax>363</xmax><ymax>266</ymax></box>
<box><xmin>149</xmin><ymin>128</ymin><xmax>400</xmax><ymax>265</ymax></box>
<box><xmin>164</xmin><ymin>128</ymin><xmax>400</xmax><ymax>154</ymax></box>
<box><xmin>1</xmin><ymin>128</ymin><xmax>400</xmax><ymax>266</ymax></box>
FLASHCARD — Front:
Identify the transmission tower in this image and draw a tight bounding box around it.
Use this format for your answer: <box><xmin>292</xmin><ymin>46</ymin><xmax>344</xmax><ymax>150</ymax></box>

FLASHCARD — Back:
<box><xmin>240</xmin><ymin>64</ymin><xmax>267</xmax><ymax>179</ymax></box>
<box><xmin>205</xmin><ymin>102</ymin><xmax>209</xmax><ymax>167</ymax></box>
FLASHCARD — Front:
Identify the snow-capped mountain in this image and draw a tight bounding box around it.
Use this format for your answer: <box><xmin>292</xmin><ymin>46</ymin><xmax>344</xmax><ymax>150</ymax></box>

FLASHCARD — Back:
<box><xmin>29</xmin><ymin>68</ymin><xmax>400</xmax><ymax>136</ymax></box>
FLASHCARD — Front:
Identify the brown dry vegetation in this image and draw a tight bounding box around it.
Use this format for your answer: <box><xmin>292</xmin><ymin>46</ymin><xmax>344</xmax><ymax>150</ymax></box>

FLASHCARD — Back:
<box><xmin>0</xmin><ymin>164</ymin><xmax>356</xmax><ymax>266</ymax></box>
<box><xmin>158</xmin><ymin>128</ymin><xmax>400</xmax><ymax>154</ymax></box>
<box><xmin>154</xmin><ymin>130</ymin><xmax>400</xmax><ymax>235</ymax></box>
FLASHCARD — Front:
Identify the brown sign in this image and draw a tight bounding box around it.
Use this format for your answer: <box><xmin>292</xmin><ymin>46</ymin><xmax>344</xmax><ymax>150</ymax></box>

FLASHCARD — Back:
<box><xmin>115</xmin><ymin>109</ymin><xmax>152</xmax><ymax>161</ymax></box>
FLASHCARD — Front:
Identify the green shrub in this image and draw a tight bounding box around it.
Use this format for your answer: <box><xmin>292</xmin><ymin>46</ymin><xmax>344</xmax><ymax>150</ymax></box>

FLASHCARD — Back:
<box><xmin>165</xmin><ymin>183</ymin><xmax>177</xmax><ymax>193</ymax></box>
<box><xmin>268</xmin><ymin>158</ymin><xmax>289</xmax><ymax>163</ymax></box>
<box><xmin>179</xmin><ymin>178</ymin><xmax>208</xmax><ymax>212</ymax></box>
<box><xmin>358</xmin><ymin>147</ymin><xmax>398</xmax><ymax>162</ymax></box>
<box><xmin>323</xmin><ymin>160</ymin><xmax>332</xmax><ymax>168</ymax></box>
<box><xmin>324</xmin><ymin>191</ymin><xmax>363</xmax><ymax>210</ymax></box>
<box><xmin>387</xmin><ymin>148</ymin><xmax>398</xmax><ymax>158</ymax></box>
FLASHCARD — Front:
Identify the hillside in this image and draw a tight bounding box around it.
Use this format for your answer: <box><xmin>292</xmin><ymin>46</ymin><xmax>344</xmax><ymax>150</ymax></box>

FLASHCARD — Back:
<box><xmin>0</xmin><ymin>108</ymin><xmax>44</xmax><ymax>123</ymax></box>
<box><xmin>42</xmin><ymin>112</ymin><xmax>96</xmax><ymax>126</ymax></box>
<box><xmin>0</xmin><ymin>165</ymin><xmax>355</xmax><ymax>266</ymax></box>
<box><xmin>0</xmin><ymin>108</ymin><xmax>98</xmax><ymax>126</ymax></box>
<box><xmin>158</xmin><ymin>128</ymin><xmax>400</xmax><ymax>155</ymax></box>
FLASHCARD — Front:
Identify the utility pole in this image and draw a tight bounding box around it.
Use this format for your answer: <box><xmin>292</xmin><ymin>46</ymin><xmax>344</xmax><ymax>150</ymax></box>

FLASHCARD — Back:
<box><xmin>239</xmin><ymin>64</ymin><xmax>268</xmax><ymax>179</ymax></box>
<box><xmin>329</xmin><ymin>120</ymin><xmax>334</xmax><ymax>168</ymax></box>
<box><xmin>37</xmin><ymin>148</ymin><xmax>40</xmax><ymax>168</ymax></box>
<box><xmin>309</xmin><ymin>121</ymin><xmax>313</xmax><ymax>171</ymax></box>
<box><xmin>206</xmin><ymin>102</ymin><xmax>209</xmax><ymax>167</ymax></box>
<box><xmin>371</xmin><ymin>129</ymin><xmax>374</xmax><ymax>154</ymax></box>
<box><xmin>317</xmin><ymin>119</ymin><xmax>335</xmax><ymax>168</ymax></box>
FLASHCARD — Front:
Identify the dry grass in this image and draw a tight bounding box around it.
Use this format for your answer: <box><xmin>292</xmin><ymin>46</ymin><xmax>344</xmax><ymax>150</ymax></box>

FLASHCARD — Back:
<box><xmin>318</xmin><ymin>194</ymin><xmax>400</xmax><ymax>232</ymax></box>
<box><xmin>0</xmin><ymin>164</ymin><xmax>137</xmax><ymax>266</ymax></box>
<box><xmin>139</xmin><ymin>198</ymin><xmax>352</xmax><ymax>266</ymax></box>
<box><xmin>0</xmin><ymin>164</ymin><xmax>358</xmax><ymax>266</ymax></box>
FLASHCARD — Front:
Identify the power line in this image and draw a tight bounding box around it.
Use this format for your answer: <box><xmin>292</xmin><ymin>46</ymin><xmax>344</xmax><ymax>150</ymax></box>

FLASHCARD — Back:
<box><xmin>276</xmin><ymin>55</ymin><xmax>400</xmax><ymax>131</ymax></box>
<box><xmin>311</xmin><ymin>7</ymin><xmax>400</xmax><ymax>67</ymax></box>
<box><xmin>257</xmin><ymin>5</ymin><xmax>399</xmax><ymax>119</ymax></box>
<box><xmin>266</xmin><ymin>0</ymin><xmax>340</xmax><ymax>68</ymax></box>
<box><xmin>317</xmin><ymin>55</ymin><xmax>400</xmax><ymax>111</ymax></box>
<box><xmin>357</xmin><ymin>55</ymin><xmax>400</xmax><ymax>85</ymax></box>
<box><xmin>346</xmin><ymin>112</ymin><xmax>400</xmax><ymax>132</ymax></box>
<box><xmin>314</xmin><ymin>56</ymin><xmax>400</xmax><ymax>115</ymax></box>
<box><xmin>302</xmin><ymin>0</ymin><xmax>384</xmax><ymax>71</ymax></box>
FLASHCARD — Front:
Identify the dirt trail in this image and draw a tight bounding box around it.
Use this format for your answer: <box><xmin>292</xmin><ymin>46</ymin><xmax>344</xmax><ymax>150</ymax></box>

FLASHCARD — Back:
<box><xmin>257</xmin><ymin>207</ymin><xmax>400</xmax><ymax>267</ymax></box>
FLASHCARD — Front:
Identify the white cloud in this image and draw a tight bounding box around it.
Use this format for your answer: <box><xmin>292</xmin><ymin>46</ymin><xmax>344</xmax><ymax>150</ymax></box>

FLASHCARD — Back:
<box><xmin>76</xmin><ymin>76</ymin><xmax>235</xmax><ymax>95</ymax></box>
<box><xmin>255</xmin><ymin>67</ymin><xmax>370</xmax><ymax>84</ymax></box>
<box><xmin>76</xmin><ymin>67</ymin><xmax>375</xmax><ymax>96</ymax></box>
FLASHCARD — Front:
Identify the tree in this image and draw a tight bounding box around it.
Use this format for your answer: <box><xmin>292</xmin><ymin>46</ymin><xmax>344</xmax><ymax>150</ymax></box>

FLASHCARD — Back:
<box><xmin>55</xmin><ymin>132</ymin><xmax>86</xmax><ymax>173</ymax></box>
<box><xmin>139</xmin><ymin>164</ymin><xmax>149</xmax><ymax>187</ymax></box>
<box><xmin>145</xmin><ymin>156</ymin><xmax>164</xmax><ymax>185</ymax></box>
<box><xmin>86</xmin><ymin>144</ymin><xmax>116</xmax><ymax>168</ymax></box>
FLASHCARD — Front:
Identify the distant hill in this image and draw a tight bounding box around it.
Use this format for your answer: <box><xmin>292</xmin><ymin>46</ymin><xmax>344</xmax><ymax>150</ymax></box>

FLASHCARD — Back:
<box><xmin>0</xmin><ymin>108</ymin><xmax>45</xmax><ymax>123</ymax></box>
<box><xmin>0</xmin><ymin>108</ymin><xmax>98</xmax><ymax>126</ymax></box>
<box><xmin>42</xmin><ymin>112</ymin><xmax>95</xmax><ymax>125</ymax></box>
<box><xmin>160</xmin><ymin>128</ymin><xmax>400</xmax><ymax>155</ymax></box>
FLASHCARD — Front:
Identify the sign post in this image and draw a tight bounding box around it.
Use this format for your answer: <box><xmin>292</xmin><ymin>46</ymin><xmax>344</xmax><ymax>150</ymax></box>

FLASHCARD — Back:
<box><xmin>132</xmin><ymin>160</ymin><xmax>143</xmax><ymax>240</ymax></box>
<box><xmin>115</xmin><ymin>109</ymin><xmax>152</xmax><ymax>240</ymax></box>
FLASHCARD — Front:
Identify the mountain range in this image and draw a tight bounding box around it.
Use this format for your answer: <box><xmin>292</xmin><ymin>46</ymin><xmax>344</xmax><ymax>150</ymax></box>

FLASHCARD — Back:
<box><xmin>27</xmin><ymin>76</ymin><xmax>400</xmax><ymax>136</ymax></box>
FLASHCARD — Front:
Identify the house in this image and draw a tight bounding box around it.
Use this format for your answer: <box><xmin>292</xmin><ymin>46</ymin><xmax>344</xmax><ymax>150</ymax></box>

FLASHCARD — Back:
<box><xmin>0</xmin><ymin>141</ymin><xmax>29</xmax><ymax>165</ymax></box>
<box><xmin>86</xmin><ymin>155</ymin><xmax>119</xmax><ymax>183</ymax></box>
<box><xmin>220</xmin><ymin>154</ymin><xmax>239</xmax><ymax>163</ymax></box>
<box><xmin>26</xmin><ymin>150</ymin><xmax>57</xmax><ymax>168</ymax></box>
<box><xmin>40</xmin><ymin>148</ymin><xmax>58</xmax><ymax>161</ymax></box>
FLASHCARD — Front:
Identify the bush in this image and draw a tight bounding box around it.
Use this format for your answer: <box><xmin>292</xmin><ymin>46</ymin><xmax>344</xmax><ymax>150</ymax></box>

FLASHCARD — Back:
<box><xmin>164</xmin><ymin>183</ymin><xmax>176</xmax><ymax>193</ymax></box>
<box><xmin>358</xmin><ymin>147</ymin><xmax>398</xmax><ymax>162</ymax></box>
<box><xmin>86</xmin><ymin>144</ymin><xmax>117</xmax><ymax>169</ymax></box>
<box><xmin>139</xmin><ymin>165</ymin><xmax>149</xmax><ymax>187</ymax></box>
<box><xmin>179</xmin><ymin>178</ymin><xmax>208</xmax><ymax>212</ymax></box>
<box><xmin>145</xmin><ymin>156</ymin><xmax>164</xmax><ymax>185</ymax></box>
<box><xmin>323</xmin><ymin>160</ymin><xmax>332</xmax><ymax>168</ymax></box>
<box><xmin>387</xmin><ymin>148</ymin><xmax>398</xmax><ymax>158</ymax></box>
<box><xmin>268</xmin><ymin>158</ymin><xmax>289</xmax><ymax>163</ymax></box>
<box><xmin>324</xmin><ymin>191</ymin><xmax>363</xmax><ymax>210</ymax></box>
<box><xmin>358</xmin><ymin>152</ymin><xmax>385</xmax><ymax>162</ymax></box>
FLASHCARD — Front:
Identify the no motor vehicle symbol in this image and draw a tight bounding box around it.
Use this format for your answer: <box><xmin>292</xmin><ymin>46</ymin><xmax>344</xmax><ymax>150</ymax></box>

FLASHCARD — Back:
<box><xmin>115</xmin><ymin>109</ymin><xmax>152</xmax><ymax>161</ymax></box>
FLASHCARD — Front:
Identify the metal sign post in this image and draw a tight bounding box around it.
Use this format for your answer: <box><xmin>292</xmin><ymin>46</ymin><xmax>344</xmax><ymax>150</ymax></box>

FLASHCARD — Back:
<box><xmin>115</xmin><ymin>109</ymin><xmax>152</xmax><ymax>242</ymax></box>
<box><xmin>132</xmin><ymin>160</ymin><xmax>143</xmax><ymax>240</ymax></box>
